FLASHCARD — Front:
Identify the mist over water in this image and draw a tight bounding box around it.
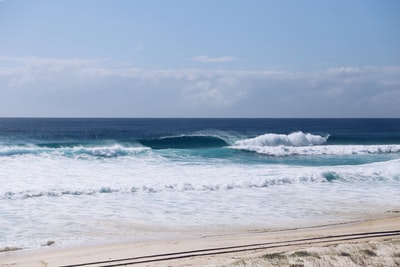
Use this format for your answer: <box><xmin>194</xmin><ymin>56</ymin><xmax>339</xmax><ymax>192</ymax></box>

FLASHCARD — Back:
<box><xmin>1</xmin><ymin>118</ymin><xmax>399</xmax><ymax>249</ymax></box>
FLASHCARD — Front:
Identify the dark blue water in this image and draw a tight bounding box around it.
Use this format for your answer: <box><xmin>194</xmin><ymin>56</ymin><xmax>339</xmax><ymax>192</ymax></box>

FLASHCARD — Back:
<box><xmin>1</xmin><ymin>118</ymin><xmax>400</xmax><ymax>166</ymax></box>
<box><xmin>1</xmin><ymin>118</ymin><xmax>400</xmax><ymax>144</ymax></box>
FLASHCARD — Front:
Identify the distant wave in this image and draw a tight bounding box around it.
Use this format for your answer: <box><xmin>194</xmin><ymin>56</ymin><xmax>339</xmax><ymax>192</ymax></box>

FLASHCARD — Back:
<box><xmin>0</xmin><ymin>144</ymin><xmax>148</xmax><ymax>158</ymax></box>
<box><xmin>0</xmin><ymin>135</ymin><xmax>229</xmax><ymax>157</ymax></box>
<box><xmin>139</xmin><ymin>135</ymin><xmax>228</xmax><ymax>149</ymax></box>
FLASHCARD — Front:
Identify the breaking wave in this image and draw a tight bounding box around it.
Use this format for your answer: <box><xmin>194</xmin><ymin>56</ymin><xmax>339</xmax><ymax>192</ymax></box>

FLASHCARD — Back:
<box><xmin>231</xmin><ymin>132</ymin><xmax>400</xmax><ymax>156</ymax></box>
<box><xmin>234</xmin><ymin>131</ymin><xmax>329</xmax><ymax>147</ymax></box>
<box><xmin>231</xmin><ymin>144</ymin><xmax>400</xmax><ymax>156</ymax></box>
<box><xmin>0</xmin><ymin>144</ymin><xmax>148</xmax><ymax>158</ymax></box>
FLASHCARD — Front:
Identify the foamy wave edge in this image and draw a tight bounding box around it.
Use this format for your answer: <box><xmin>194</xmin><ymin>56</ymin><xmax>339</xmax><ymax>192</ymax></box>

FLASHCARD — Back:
<box><xmin>0</xmin><ymin>144</ymin><xmax>149</xmax><ymax>158</ymax></box>
<box><xmin>234</xmin><ymin>131</ymin><xmax>329</xmax><ymax>147</ymax></box>
<box><xmin>230</xmin><ymin>131</ymin><xmax>400</xmax><ymax>156</ymax></box>
<box><xmin>230</xmin><ymin>144</ymin><xmax>400</xmax><ymax>156</ymax></box>
<box><xmin>3</xmin><ymin>160</ymin><xmax>399</xmax><ymax>200</ymax></box>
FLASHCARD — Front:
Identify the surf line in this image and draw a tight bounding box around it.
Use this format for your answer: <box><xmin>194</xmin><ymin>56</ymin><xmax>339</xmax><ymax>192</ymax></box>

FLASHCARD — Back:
<box><xmin>60</xmin><ymin>230</ymin><xmax>400</xmax><ymax>267</ymax></box>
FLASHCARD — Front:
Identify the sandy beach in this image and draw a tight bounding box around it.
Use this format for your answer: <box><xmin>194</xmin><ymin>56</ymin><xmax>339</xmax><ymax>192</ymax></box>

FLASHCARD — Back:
<box><xmin>1</xmin><ymin>215</ymin><xmax>399</xmax><ymax>267</ymax></box>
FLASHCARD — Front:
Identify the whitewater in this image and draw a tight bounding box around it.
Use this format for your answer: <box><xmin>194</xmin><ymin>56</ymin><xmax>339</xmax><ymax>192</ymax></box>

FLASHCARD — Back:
<box><xmin>0</xmin><ymin>118</ymin><xmax>399</xmax><ymax>250</ymax></box>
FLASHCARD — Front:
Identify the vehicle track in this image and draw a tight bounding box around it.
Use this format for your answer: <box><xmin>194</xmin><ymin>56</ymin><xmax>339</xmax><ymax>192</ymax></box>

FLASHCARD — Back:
<box><xmin>60</xmin><ymin>230</ymin><xmax>400</xmax><ymax>267</ymax></box>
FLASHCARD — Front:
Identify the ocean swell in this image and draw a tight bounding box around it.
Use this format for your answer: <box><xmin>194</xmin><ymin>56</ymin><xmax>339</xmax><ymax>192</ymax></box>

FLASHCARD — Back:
<box><xmin>139</xmin><ymin>135</ymin><xmax>228</xmax><ymax>149</ymax></box>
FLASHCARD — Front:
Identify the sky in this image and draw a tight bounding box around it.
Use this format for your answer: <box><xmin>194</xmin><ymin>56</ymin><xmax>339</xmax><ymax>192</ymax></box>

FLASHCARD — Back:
<box><xmin>0</xmin><ymin>0</ymin><xmax>399</xmax><ymax>118</ymax></box>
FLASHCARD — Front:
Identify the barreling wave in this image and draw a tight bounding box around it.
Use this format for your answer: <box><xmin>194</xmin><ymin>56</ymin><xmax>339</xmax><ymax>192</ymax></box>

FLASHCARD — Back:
<box><xmin>0</xmin><ymin>134</ymin><xmax>230</xmax><ymax>158</ymax></box>
<box><xmin>139</xmin><ymin>135</ymin><xmax>228</xmax><ymax>149</ymax></box>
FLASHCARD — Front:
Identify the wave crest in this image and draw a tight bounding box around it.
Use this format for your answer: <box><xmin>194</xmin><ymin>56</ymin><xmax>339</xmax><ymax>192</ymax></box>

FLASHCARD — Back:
<box><xmin>230</xmin><ymin>132</ymin><xmax>400</xmax><ymax>156</ymax></box>
<box><xmin>233</xmin><ymin>131</ymin><xmax>328</xmax><ymax>147</ymax></box>
<box><xmin>0</xmin><ymin>144</ymin><xmax>148</xmax><ymax>158</ymax></box>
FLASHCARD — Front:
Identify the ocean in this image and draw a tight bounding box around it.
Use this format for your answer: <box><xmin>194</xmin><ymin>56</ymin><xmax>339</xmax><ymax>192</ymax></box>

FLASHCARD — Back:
<box><xmin>1</xmin><ymin>118</ymin><xmax>400</xmax><ymax>250</ymax></box>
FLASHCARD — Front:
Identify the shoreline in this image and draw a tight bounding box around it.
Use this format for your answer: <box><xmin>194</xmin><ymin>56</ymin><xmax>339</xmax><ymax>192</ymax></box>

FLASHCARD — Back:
<box><xmin>1</xmin><ymin>215</ymin><xmax>399</xmax><ymax>267</ymax></box>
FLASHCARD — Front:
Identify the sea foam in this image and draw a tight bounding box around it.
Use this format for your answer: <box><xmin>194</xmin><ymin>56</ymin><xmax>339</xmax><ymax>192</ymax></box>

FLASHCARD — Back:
<box><xmin>231</xmin><ymin>144</ymin><xmax>400</xmax><ymax>156</ymax></box>
<box><xmin>2</xmin><ymin>156</ymin><xmax>399</xmax><ymax>200</ymax></box>
<box><xmin>231</xmin><ymin>132</ymin><xmax>400</xmax><ymax>156</ymax></box>
<box><xmin>0</xmin><ymin>144</ymin><xmax>149</xmax><ymax>158</ymax></box>
<box><xmin>234</xmin><ymin>131</ymin><xmax>329</xmax><ymax>147</ymax></box>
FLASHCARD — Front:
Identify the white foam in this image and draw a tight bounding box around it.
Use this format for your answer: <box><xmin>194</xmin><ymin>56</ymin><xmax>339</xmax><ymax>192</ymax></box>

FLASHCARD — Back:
<box><xmin>234</xmin><ymin>131</ymin><xmax>329</xmax><ymax>147</ymax></box>
<box><xmin>0</xmin><ymin>144</ymin><xmax>149</xmax><ymax>158</ymax></box>
<box><xmin>1</xmin><ymin>154</ymin><xmax>399</xmax><ymax>200</ymax></box>
<box><xmin>1</xmin><ymin>152</ymin><xmax>400</xmax><ymax>250</ymax></box>
<box><xmin>231</xmin><ymin>132</ymin><xmax>400</xmax><ymax>156</ymax></box>
<box><xmin>230</xmin><ymin>143</ymin><xmax>400</xmax><ymax>156</ymax></box>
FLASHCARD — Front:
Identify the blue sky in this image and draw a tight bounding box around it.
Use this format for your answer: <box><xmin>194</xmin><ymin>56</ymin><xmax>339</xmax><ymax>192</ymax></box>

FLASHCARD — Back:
<box><xmin>0</xmin><ymin>0</ymin><xmax>399</xmax><ymax>117</ymax></box>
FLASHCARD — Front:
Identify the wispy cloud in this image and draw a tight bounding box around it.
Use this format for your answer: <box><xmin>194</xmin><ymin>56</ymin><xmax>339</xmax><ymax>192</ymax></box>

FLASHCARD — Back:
<box><xmin>190</xmin><ymin>55</ymin><xmax>236</xmax><ymax>63</ymax></box>
<box><xmin>1</xmin><ymin>56</ymin><xmax>399</xmax><ymax>117</ymax></box>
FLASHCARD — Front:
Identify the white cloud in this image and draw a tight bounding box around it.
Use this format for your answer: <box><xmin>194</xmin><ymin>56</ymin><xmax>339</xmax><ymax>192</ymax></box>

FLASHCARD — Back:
<box><xmin>0</xmin><ymin>56</ymin><xmax>399</xmax><ymax>117</ymax></box>
<box><xmin>190</xmin><ymin>55</ymin><xmax>237</xmax><ymax>63</ymax></box>
<box><xmin>0</xmin><ymin>56</ymin><xmax>104</xmax><ymax>87</ymax></box>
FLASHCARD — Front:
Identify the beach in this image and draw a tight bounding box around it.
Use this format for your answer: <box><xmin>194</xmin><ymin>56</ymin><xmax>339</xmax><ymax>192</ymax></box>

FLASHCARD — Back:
<box><xmin>2</xmin><ymin>0</ymin><xmax>400</xmax><ymax>264</ymax></box>
<box><xmin>1</xmin><ymin>215</ymin><xmax>399</xmax><ymax>267</ymax></box>
<box><xmin>1</xmin><ymin>118</ymin><xmax>400</xmax><ymax>266</ymax></box>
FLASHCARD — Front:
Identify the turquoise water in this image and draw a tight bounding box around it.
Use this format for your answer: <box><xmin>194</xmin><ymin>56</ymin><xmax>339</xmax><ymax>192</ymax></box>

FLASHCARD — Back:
<box><xmin>0</xmin><ymin>118</ymin><xmax>399</xmax><ymax>249</ymax></box>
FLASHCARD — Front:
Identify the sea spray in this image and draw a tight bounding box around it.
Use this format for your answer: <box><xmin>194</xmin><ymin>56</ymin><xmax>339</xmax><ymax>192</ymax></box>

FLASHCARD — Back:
<box><xmin>233</xmin><ymin>131</ymin><xmax>329</xmax><ymax>147</ymax></box>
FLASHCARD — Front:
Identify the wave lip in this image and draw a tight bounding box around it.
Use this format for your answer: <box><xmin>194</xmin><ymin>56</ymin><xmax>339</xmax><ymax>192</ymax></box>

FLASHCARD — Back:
<box><xmin>234</xmin><ymin>131</ymin><xmax>329</xmax><ymax>147</ymax></box>
<box><xmin>139</xmin><ymin>135</ymin><xmax>228</xmax><ymax>149</ymax></box>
